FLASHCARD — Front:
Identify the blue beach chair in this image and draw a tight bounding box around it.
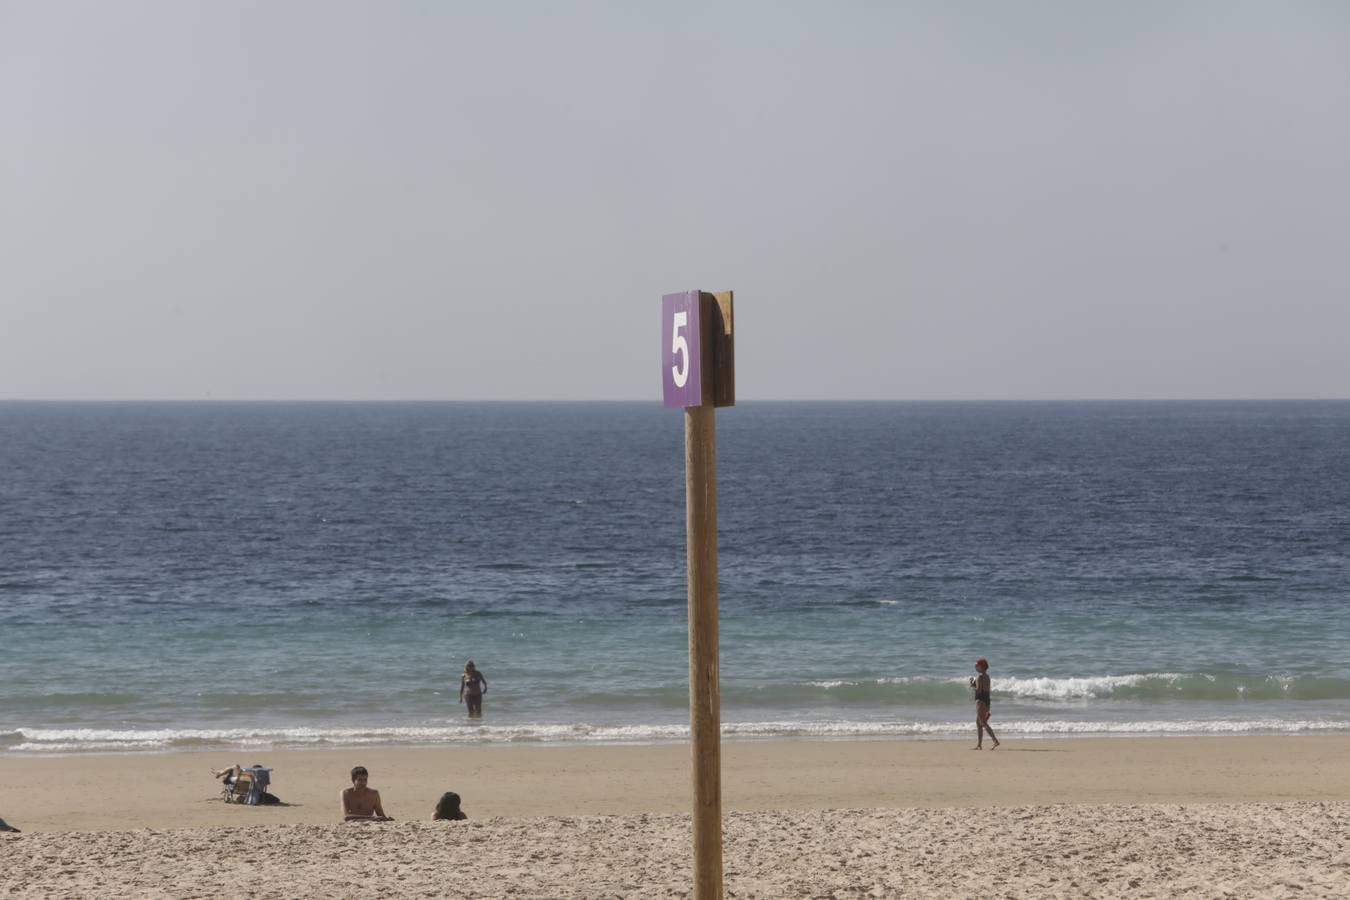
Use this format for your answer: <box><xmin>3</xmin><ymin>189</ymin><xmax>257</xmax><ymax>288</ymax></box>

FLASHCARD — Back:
<box><xmin>221</xmin><ymin>766</ymin><xmax>273</xmax><ymax>805</ymax></box>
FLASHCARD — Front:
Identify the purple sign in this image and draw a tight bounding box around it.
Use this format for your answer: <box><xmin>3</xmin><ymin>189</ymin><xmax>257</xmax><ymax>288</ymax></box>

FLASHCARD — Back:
<box><xmin>662</xmin><ymin>291</ymin><xmax>702</xmax><ymax>408</ymax></box>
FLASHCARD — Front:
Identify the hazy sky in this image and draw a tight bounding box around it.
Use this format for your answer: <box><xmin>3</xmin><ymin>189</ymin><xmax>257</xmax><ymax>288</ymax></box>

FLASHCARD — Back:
<box><xmin>2</xmin><ymin>2</ymin><xmax>1348</xmax><ymax>401</ymax></box>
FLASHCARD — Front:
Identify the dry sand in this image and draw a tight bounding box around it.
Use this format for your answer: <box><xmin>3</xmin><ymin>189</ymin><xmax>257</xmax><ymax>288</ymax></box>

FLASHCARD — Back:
<box><xmin>3</xmin><ymin>736</ymin><xmax>1350</xmax><ymax>897</ymax></box>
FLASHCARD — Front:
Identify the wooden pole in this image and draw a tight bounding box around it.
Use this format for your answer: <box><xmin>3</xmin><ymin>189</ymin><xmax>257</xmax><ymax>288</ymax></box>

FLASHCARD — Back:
<box><xmin>684</xmin><ymin>402</ymin><xmax>722</xmax><ymax>900</ymax></box>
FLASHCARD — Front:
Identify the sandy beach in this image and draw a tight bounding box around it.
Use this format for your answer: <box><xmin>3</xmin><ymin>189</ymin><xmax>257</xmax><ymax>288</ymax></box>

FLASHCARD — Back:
<box><xmin>3</xmin><ymin>735</ymin><xmax>1350</xmax><ymax>897</ymax></box>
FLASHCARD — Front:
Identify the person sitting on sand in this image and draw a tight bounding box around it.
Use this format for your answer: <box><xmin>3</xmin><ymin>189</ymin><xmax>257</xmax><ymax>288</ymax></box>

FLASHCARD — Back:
<box><xmin>342</xmin><ymin>766</ymin><xmax>392</xmax><ymax>821</ymax></box>
<box><xmin>459</xmin><ymin>660</ymin><xmax>487</xmax><ymax>717</ymax></box>
<box><xmin>970</xmin><ymin>657</ymin><xmax>1000</xmax><ymax>750</ymax></box>
<box><xmin>432</xmin><ymin>791</ymin><xmax>467</xmax><ymax>821</ymax></box>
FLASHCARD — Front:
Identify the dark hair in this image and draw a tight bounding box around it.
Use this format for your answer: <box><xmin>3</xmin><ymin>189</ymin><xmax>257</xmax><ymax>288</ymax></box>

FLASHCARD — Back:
<box><xmin>433</xmin><ymin>791</ymin><xmax>466</xmax><ymax>821</ymax></box>
<box><xmin>351</xmin><ymin>766</ymin><xmax>369</xmax><ymax>781</ymax></box>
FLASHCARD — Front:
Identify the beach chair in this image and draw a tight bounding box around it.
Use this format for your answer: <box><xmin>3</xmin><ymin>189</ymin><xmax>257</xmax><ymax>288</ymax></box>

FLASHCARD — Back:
<box><xmin>222</xmin><ymin>770</ymin><xmax>254</xmax><ymax>804</ymax></box>
<box><xmin>245</xmin><ymin>767</ymin><xmax>272</xmax><ymax>805</ymax></box>
<box><xmin>221</xmin><ymin>767</ymin><xmax>273</xmax><ymax>805</ymax></box>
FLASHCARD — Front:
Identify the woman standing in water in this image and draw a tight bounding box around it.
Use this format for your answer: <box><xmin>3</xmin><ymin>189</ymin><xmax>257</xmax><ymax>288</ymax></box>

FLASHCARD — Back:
<box><xmin>970</xmin><ymin>657</ymin><xmax>1000</xmax><ymax>750</ymax></box>
<box><xmin>459</xmin><ymin>660</ymin><xmax>488</xmax><ymax>717</ymax></box>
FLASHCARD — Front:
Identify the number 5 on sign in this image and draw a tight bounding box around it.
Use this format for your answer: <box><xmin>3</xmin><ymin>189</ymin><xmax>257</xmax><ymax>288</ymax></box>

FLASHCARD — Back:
<box><xmin>662</xmin><ymin>290</ymin><xmax>734</xmax><ymax>408</ymax></box>
<box><xmin>671</xmin><ymin>310</ymin><xmax>691</xmax><ymax>389</ymax></box>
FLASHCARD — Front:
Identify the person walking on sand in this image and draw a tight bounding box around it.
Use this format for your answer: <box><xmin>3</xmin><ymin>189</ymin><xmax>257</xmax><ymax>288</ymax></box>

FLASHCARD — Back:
<box><xmin>341</xmin><ymin>766</ymin><xmax>393</xmax><ymax>821</ymax></box>
<box><xmin>970</xmin><ymin>657</ymin><xmax>1000</xmax><ymax>750</ymax></box>
<box><xmin>459</xmin><ymin>660</ymin><xmax>487</xmax><ymax>718</ymax></box>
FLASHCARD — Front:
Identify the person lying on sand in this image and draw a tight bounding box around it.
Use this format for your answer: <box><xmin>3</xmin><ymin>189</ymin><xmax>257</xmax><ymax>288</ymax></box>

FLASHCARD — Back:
<box><xmin>212</xmin><ymin>764</ymin><xmax>265</xmax><ymax>785</ymax></box>
<box><xmin>213</xmin><ymin>764</ymin><xmax>281</xmax><ymax>804</ymax></box>
<box><xmin>342</xmin><ymin>766</ymin><xmax>392</xmax><ymax>821</ymax></box>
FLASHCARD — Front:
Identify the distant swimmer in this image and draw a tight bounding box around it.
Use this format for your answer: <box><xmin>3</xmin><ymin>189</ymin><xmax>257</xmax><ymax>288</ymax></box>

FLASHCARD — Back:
<box><xmin>459</xmin><ymin>660</ymin><xmax>488</xmax><ymax>718</ymax></box>
<box><xmin>970</xmin><ymin>657</ymin><xmax>1000</xmax><ymax>750</ymax></box>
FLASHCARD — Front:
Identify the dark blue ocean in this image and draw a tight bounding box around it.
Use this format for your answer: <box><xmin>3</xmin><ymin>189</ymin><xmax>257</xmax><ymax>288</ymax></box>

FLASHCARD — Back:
<box><xmin>2</xmin><ymin>401</ymin><xmax>1348</xmax><ymax>753</ymax></box>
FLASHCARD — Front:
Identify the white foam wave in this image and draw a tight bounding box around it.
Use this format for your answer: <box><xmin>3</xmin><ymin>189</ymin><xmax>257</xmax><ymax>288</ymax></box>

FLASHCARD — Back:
<box><xmin>995</xmin><ymin>673</ymin><xmax>1201</xmax><ymax>700</ymax></box>
<box><xmin>804</xmin><ymin>674</ymin><xmax>1194</xmax><ymax>693</ymax></box>
<box><xmin>805</xmin><ymin>676</ymin><xmax>952</xmax><ymax>689</ymax></box>
<box><xmin>795</xmin><ymin>672</ymin><xmax>1349</xmax><ymax>702</ymax></box>
<box><xmin>8</xmin><ymin>716</ymin><xmax>1350</xmax><ymax>752</ymax></box>
<box><xmin>724</xmin><ymin>719</ymin><xmax>1350</xmax><ymax>737</ymax></box>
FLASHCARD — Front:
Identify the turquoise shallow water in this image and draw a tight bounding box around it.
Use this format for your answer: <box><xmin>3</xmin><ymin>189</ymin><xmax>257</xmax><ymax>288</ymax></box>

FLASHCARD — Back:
<box><xmin>2</xmin><ymin>401</ymin><xmax>1348</xmax><ymax>752</ymax></box>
